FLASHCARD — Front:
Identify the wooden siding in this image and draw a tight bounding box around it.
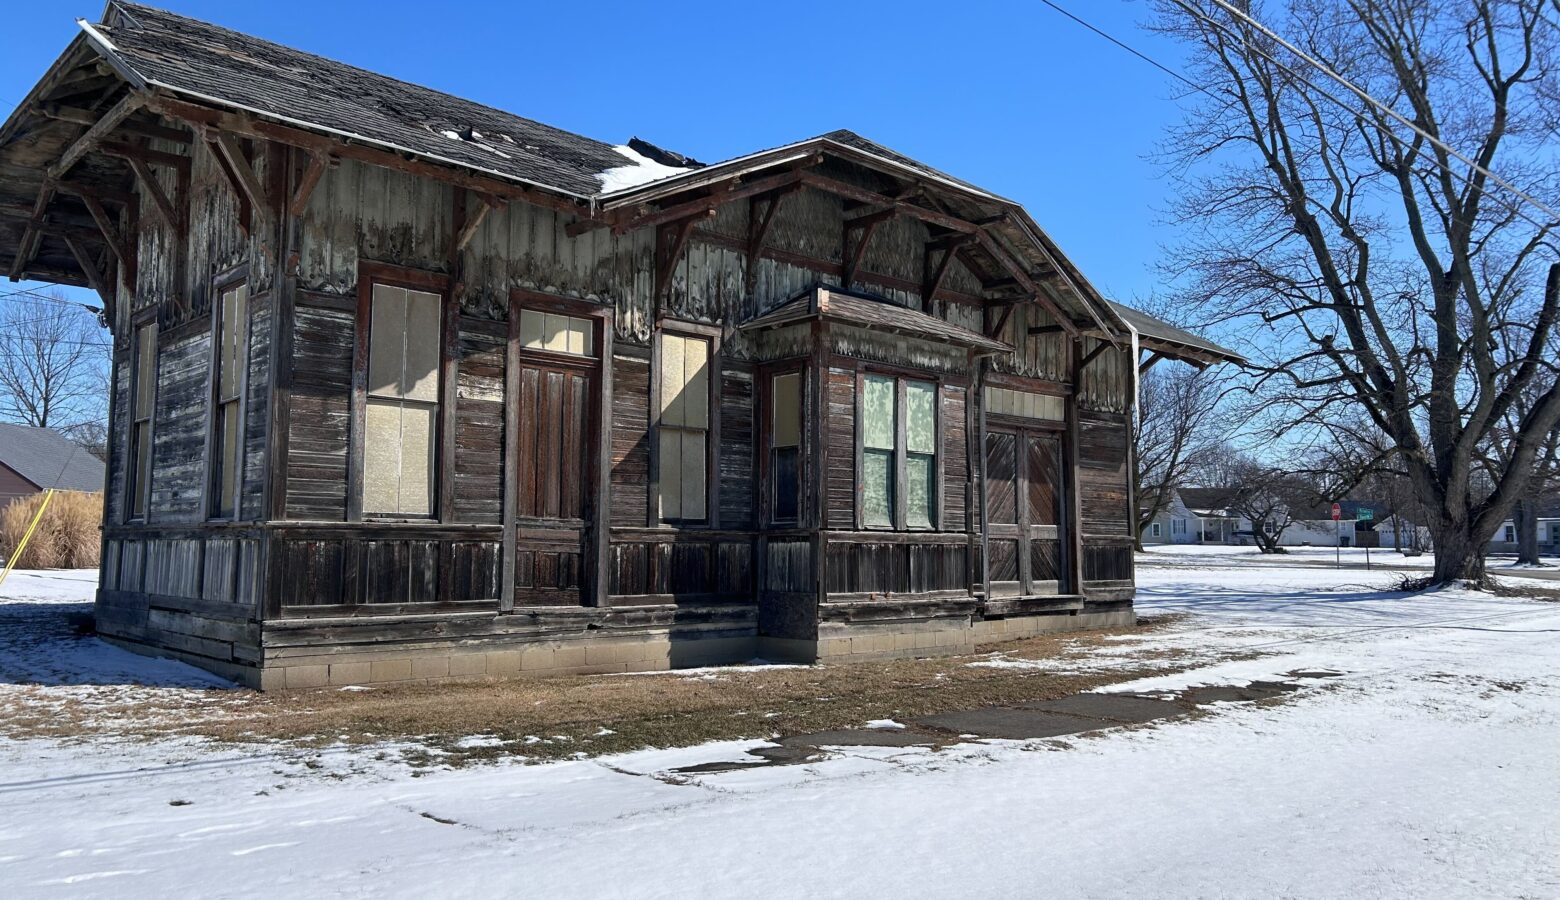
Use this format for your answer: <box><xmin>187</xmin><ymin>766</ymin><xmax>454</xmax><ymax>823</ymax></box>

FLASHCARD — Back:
<box><xmin>148</xmin><ymin>328</ymin><xmax>209</xmax><ymax>523</ymax></box>
<box><xmin>825</xmin><ymin>367</ymin><xmax>856</xmax><ymax>529</ymax></box>
<box><xmin>609</xmin><ymin>348</ymin><xmax>651</xmax><ymax>528</ymax></box>
<box><xmin>1078</xmin><ymin>412</ymin><xmax>1131</xmax><ymax>538</ymax></box>
<box><xmin>942</xmin><ymin>384</ymin><xmax>969</xmax><ymax>533</ymax></box>
<box><xmin>452</xmin><ymin>317</ymin><xmax>505</xmax><ymax>524</ymax></box>
<box><xmin>285</xmin><ymin>296</ymin><xmax>353</xmax><ymax>520</ymax></box>
<box><xmin>718</xmin><ymin>364</ymin><xmax>755</xmax><ymax>529</ymax></box>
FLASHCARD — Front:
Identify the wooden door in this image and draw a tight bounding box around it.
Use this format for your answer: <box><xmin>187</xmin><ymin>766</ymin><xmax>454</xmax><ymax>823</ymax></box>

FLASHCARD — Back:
<box><xmin>985</xmin><ymin>427</ymin><xmax>1067</xmax><ymax>597</ymax></box>
<box><xmin>513</xmin><ymin>358</ymin><xmax>595</xmax><ymax>605</ymax></box>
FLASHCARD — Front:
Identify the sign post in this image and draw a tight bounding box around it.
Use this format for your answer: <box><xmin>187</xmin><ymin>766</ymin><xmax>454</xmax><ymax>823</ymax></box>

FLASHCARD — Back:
<box><xmin>1331</xmin><ymin>502</ymin><xmax>1342</xmax><ymax>569</ymax></box>
<box><xmin>1357</xmin><ymin>505</ymin><xmax>1374</xmax><ymax>571</ymax></box>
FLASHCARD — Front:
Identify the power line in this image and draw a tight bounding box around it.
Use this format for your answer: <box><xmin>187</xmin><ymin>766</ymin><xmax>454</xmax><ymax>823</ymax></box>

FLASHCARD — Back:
<box><xmin>1035</xmin><ymin>0</ymin><xmax>1217</xmax><ymax>100</ymax></box>
<box><xmin>1193</xmin><ymin>0</ymin><xmax>1560</xmax><ymax>225</ymax></box>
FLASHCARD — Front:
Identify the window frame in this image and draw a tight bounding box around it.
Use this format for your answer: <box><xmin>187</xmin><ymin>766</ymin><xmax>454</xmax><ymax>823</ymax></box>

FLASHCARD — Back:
<box><xmin>1151</xmin><ymin>522</ymin><xmax>1161</xmax><ymax>538</ymax></box>
<box><xmin>763</xmin><ymin>366</ymin><xmax>805</xmax><ymax>526</ymax></box>
<box><xmin>350</xmin><ymin>262</ymin><xmax>452</xmax><ymax>523</ymax></box>
<box><xmin>126</xmin><ymin>311</ymin><xmax>159</xmax><ymax>523</ymax></box>
<box><xmin>206</xmin><ymin>271</ymin><xmax>249</xmax><ymax>521</ymax></box>
<box><xmin>650</xmin><ymin>320</ymin><xmax>720</xmax><ymax>527</ymax></box>
<box><xmin>855</xmin><ymin>368</ymin><xmax>942</xmax><ymax>532</ymax></box>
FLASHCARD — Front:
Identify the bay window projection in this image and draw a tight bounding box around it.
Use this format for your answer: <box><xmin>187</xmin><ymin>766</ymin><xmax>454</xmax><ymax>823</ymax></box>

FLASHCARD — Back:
<box><xmin>861</xmin><ymin>375</ymin><xmax>937</xmax><ymax>529</ymax></box>
<box><xmin>770</xmin><ymin>372</ymin><xmax>801</xmax><ymax>523</ymax></box>
<box><xmin>364</xmin><ymin>284</ymin><xmax>441</xmax><ymax>516</ymax></box>
<box><xmin>211</xmin><ymin>282</ymin><xmax>248</xmax><ymax>518</ymax></box>
<box><xmin>129</xmin><ymin>322</ymin><xmax>157</xmax><ymax>520</ymax></box>
<box><xmin>658</xmin><ymin>332</ymin><xmax>710</xmax><ymax>522</ymax></box>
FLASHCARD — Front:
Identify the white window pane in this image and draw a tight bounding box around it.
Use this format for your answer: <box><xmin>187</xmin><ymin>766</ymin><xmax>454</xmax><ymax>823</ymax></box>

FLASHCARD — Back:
<box><xmin>368</xmin><ymin>284</ymin><xmax>405</xmax><ymax>396</ymax></box>
<box><xmin>572</xmin><ymin>318</ymin><xmax>593</xmax><ymax>356</ymax></box>
<box><xmin>220</xmin><ymin>402</ymin><xmax>240</xmax><ymax>515</ymax></box>
<box><xmin>543</xmin><ymin>312</ymin><xmax>569</xmax><ymax>352</ymax></box>
<box><xmin>682</xmin><ymin>432</ymin><xmax>706</xmax><ymax>519</ymax></box>
<box><xmin>398</xmin><ymin>402</ymin><xmax>436</xmax><ymax>516</ymax></box>
<box><xmin>906</xmin><ymin>381</ymin><xmax>935</xmax><ymax>454</ymax></box>
<box><xmin>682</xmin><ymin>336</ymin><xmax>709</xmax><ymax>430</ymax></box>
<box><xmin>772</xmin><ymin>373</ymin><xmax>800</xmax><ymax>448</ymax></box>
<box><xmin>135</xmin><ymin>325</ymin><xmax>157</xmax><ymax>414</ymax></box>
<box><xmin>364</xmin><ymin>398</ymin><xmax>403</xmax><ymax>513</ymax></box>
<box><xmin>862</xmin><ymin>449</ymin><xmax>892</xmax><ymax>527</ymax></box>
<box><xmin>403</xmin><ymin>289</ymin><xmax>442</xmax><ymax>403</ymax></box>
<box><xmin>863</xmin><ymin>375</ymin><xmax>895</xmax><ymax>449</ymax></box>
<box><xmin>658</xmin><ymin>428</ymin><xmax>682</xmax><ymax>520</ymax></box>
<box><xmin>659</xmin><ymin>335</ymin><xmax>686</xmax><ymax>425</ymax></box>
<box><xmin>907</xmin><ymin>453</ymin><xmax>934</xmax><ymax>529</ymax></box>
<box><xmin>519</xmin><ymin>308</ymin><xmax>545</xmax><ymax>349</ymax></box>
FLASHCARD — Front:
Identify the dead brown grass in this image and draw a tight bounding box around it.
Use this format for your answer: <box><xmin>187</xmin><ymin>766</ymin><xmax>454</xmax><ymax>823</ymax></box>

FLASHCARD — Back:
<box><xmin>0</xmin><ymin>490</ymin><xmax>101</xmax><ymax>569</ymax></box>
<box><xmin>0</xmin><ymin>615</ymin><xmax>1238</xmax><ymax>764</ymax></box>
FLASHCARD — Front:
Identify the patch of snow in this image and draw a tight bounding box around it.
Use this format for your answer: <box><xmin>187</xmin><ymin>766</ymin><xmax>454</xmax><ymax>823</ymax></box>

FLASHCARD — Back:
<box><xmin>595</xmin><ymin>145</ymin><xmax>693</xmax><ymax>194</ymax></box>
<box><xmin>863</xmin><ymin>719</ymin><xmax>906</xmax><ymax>730</ymax></box>
<box><xmin>452</xmin><ymin>735</ymin><xmax>509</xmax><ymax>750</ymax></box>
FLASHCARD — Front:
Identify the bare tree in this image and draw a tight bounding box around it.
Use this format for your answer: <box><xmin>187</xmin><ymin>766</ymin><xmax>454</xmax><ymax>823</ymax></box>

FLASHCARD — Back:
<box><xmin>1153</xmin><ymin>0</ymin><xmax>1560</xmax><ymax>584</ymax></box>
<box><xmin>1134</xmin><ymin>364</ymin><xmax>1226</xmax><ymax>549</ymax></box>
<box><xmin>1226</xmin><ymin>458</ymin><xmax>1308</xmax><ymax>553</ymax></box>
<box><xmin>0</xmin><ymin>292</ymin><xmax>111</xmax><ymax>440</ymax></box>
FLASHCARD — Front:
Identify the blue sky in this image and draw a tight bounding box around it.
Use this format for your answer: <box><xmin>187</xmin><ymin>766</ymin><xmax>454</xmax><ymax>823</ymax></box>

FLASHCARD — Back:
<box><xmin>3</xmin><ymin>0</ymin><xmax>1196</xmax><ymax>310</ymax></box>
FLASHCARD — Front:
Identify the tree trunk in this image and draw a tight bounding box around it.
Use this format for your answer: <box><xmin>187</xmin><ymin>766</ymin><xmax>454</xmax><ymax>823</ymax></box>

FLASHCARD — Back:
<box><xmin>1430</xmin><ymin>525</ymin><xmax>1488</xmax><ymax>584</ymax></box>
<box><xmin>1514</xmin><ymin>498</ymin><xmax>1541</xmax><ymax>566</ymax></box>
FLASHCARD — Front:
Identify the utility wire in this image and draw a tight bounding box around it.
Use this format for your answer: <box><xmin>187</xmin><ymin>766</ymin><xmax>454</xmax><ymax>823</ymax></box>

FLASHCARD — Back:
<box><xmin>1193</xmin><ymin>0</ymin><xmax>1560</xmax><ymax>225</ymax></box>
<box><xmin>1035</xmin><ymin>0</ymin><xmax>1218</xmax><ymax>99</ymax></box>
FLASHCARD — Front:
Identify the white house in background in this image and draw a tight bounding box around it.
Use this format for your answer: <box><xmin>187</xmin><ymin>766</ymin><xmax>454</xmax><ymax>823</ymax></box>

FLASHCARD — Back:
<box><xmin>1141</xmin><ymin>491</ymin><xmax>1200</xmax><ymax>544</ymax></box>
<box><xmin>1142</xmin><ymin>489</ymin><xmax>1408</xmax><ymax>549</ymax></box>
<box><xmin>1487</xmin><ymin>498</ymin><xmax>1560</xmax><ymax>556</ymax></box>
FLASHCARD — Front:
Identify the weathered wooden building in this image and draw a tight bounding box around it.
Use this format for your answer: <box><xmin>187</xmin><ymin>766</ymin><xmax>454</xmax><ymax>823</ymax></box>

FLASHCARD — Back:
<box><xmin>0</xmin><ymin>4</ymin><xmax>1238</xmax><ymax>688</ymax></box>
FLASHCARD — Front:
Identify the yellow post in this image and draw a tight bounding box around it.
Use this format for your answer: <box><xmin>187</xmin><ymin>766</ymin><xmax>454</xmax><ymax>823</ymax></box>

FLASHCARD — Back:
<box><xmin>0</xmin><ymin>488</ymin><xmax>55</xmax><ymax>589</ymax></box>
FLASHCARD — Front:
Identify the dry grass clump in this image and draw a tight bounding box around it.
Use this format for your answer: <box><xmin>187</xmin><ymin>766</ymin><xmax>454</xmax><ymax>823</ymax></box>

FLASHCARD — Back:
<box><xmin>0</xmin><ymin>490</ymin><xmax>101</xmax><ymax>569</ymax></box>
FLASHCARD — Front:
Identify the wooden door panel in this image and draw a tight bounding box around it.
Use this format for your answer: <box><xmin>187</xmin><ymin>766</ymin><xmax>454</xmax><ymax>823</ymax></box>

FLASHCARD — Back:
<box><xmin>513</xmin><ymin>359</ymin><xmax>595</xmax><ymax>605</ymax></box>
<box><xmin>985</xmin><ymin>432</ymin><xmax>1017</xmax><ymax>525</ymax></box>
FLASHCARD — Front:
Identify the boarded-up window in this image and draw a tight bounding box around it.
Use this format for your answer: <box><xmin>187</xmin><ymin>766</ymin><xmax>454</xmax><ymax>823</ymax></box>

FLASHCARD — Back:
<box><xmin>861</xmin><ymin>374</ymin><xmax>895</xmax><ymax>528</ymax></box>
<box><xmin>771</xmin><ymin>372</ymin><xmax>801</xmax><ymax>523</ymax></box>
<box><xmin>518</xmin><ymin>309</ymin><xmax>594</xmax><ymax>356</ymax></box>
<box><xmin>130</xmin><ymin>322</ymin><xmax>157</xmax><ymax>520</ymax></box>
<box><xmin>211</xmin><ymin>282</ymin><xmax>247</xmax><ymax>518</ymax></box>
<box><xmin>364</xmin><ymin>284</ymin><xmax>441</xmax><ymax>516</ymax></box>
<box><xmin>985</xmin><ymin>386</ymin><xmax>1064</xmax><ymax>421</ymax></box>
<box><xmin>658</xmin><ymin>333</ymin><xmax>709</xmax><ymax>522</ymax></box>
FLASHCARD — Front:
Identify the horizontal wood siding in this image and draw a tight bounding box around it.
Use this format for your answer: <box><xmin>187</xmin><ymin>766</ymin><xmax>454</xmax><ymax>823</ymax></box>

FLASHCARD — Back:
<box><xmin>609</xmin><ymin>349</ymin><xmax>650</xmax><ymax>528</ymax></box>
<box><xmin>825</xmin><ymin>367</ymin><xmax>856</xmax><ymax>529</ymax></box>
<box><xmin>453</xmin><ymin>318</ymin><xmax>505</xmax><ymax>524</ymax></box>
<box><xmin>942</xmin><ymin>384</ymin><xmax>968</xmax><ymax>532</ymax></box>
<box><xmin>1078</xmin><ymin>413</ymin><xmax>1130</xmax><ymax>538</ymax></box>
<box><xmin>719</xmin><ymin>365</ymin><xmax>755</xmax><ymax>529</ymax></box>
<box><xmin>286</xmin><ymin>298</ymin><xmax>353</xmax><ymax>520</ymax></box>
<box><xmin>149</xmin><ymin>329</ymin><xmax>209</xmax><ymax>523</ymax></box>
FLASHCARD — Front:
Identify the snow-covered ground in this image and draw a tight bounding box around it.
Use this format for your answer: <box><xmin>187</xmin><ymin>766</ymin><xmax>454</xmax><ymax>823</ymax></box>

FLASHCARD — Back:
<box><xmin>1141</xmin><ymin>542</ymin><xmax>1560</xmax><ymax>572</ymax></box>
<box><xmin>3</xmin><ymin>565</ymin><xmax>1559</xmax><ymax>897</ymax></box>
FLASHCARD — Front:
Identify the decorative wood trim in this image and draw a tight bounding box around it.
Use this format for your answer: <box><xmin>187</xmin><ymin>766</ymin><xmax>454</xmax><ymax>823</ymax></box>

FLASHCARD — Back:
<box><xmin>501</xmin><ymin>305</ymin><xmax>520</xmax><ymax>613</ymax></box>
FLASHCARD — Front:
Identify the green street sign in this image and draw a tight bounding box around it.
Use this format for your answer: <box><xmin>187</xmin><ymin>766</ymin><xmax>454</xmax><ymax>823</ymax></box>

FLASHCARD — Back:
<box><xmin>1357</xmin><ymin>507</ymin><xmax>1374</xmax><ymax>522</ymax></box>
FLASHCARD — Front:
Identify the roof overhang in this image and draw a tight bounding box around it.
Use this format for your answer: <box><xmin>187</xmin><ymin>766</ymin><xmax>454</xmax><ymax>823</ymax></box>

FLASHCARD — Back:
<box><xmin>743</xmin><ymin>285</ymin><xmax>1013</xmax><ymax>355</ymax></box>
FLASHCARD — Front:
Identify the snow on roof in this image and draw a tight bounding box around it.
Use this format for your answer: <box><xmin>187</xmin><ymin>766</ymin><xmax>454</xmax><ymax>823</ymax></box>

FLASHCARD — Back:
<box><xmin>595</xmin><ymin>145</ymin><xmax>694</xmax><ymax>194</ymax></box>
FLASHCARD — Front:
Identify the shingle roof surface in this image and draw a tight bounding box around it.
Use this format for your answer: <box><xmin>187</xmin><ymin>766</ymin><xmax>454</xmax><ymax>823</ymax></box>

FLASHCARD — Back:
<box><xmin>102</xmin><ymin>2</ymin><xmax>632</xmax><ymax>197</ymax></box>
<box><xmin>0</xmin><ymin>424</ymin><xmax>103</xmax><ymax>493</ymax></box>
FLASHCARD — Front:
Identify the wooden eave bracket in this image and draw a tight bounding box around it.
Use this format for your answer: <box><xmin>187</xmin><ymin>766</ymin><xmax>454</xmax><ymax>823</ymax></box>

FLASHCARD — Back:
<box><xmin>454</xmin><ymin>190</ymin><xmax>503</xmax><ymax>252</ymax></box>
<box><xmin>124</xmin><ymin>154</ymin><xmax>181</xmax><ymax>234</ymax></box>
<box><xmin>204</xmin><ymin>128</ymin><xmax>272</xmax><ymax>236</ymax></box>
<box><xmin>1138</xmin><ymin>350</ymin><xmax>1167</xmax><ymax>373</ymax></box>
<box><xmin>1077</xmin><ymin>339</ymin><xmax>1110</xmax><ymax>371</ymax></box>
<box><xmin>76</xmin><ymin>190</ymin><xmax>135</xmax><ymax>287</ymax></box>
<box><xmin>61</xmin><ymin>231</ymin><xmax>114</xmax><ymax>317</ymax></box>
<box><xmin>654</xmin><ymin>210</ymin><xmax>713</xmax><ymax>303</ymax></box>
<box><xmin>843</xmin><ymin>207</ymin><xmax>898</xmax><ymax>285</ymax></box>
<box><xmin>290</xmin><ymin>149</ymin><xmax>336</xmax><ymax>216</ymax></box>
<box><xmin>743</xmin><ymin>182</ymin><xmax>801</xmax><ymax>295</ymax></box>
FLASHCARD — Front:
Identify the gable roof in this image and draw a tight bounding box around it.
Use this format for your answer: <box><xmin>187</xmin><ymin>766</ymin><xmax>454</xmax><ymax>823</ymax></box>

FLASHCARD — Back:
<box><xmin>1108</xmin><ymin>301</ymin><xmax>1245</xmax><ymax>367</ymax></box>
<box><xmin>1179</xmin><ymin>487</ymin><xmax>1238</xmax><ymax>514</ymax></box>
<box><xmin>743</xmin><ymin>286</ymin><xmax>1012</xmax><ymax>354</ymax></box>
<box><xmin>89</xmin><ymin>2</ymin><xmax>632</xmax><ymax>199</ymax></box>
<box><xmin>0</xmin><ymin>424</ymin><xmax>103</xmax><ymax>493</ymax></box>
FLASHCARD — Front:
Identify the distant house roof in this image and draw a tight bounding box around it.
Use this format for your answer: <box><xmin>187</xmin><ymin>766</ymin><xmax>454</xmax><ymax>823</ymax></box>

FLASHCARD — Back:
<box><xmin>743</xmin><ymin>287</ymin><xmax>1013</xmax><ymax>354</ymax></box>
<box><xmin>0</xmin><ymin>424</ymin><xmax>103</xmax><ymax>493</ymax></box>
<box><xmin>1179</xmin><ymin>487</ymin><xmax>1239</xmax><ymax>515</ymax></box>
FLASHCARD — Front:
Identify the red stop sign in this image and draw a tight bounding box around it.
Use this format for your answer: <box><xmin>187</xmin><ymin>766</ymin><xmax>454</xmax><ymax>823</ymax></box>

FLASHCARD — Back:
<box><xmin>1331</xmin><ymin>503</ymin><xmax>1341</xmax><ymax>521</ymax></box>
